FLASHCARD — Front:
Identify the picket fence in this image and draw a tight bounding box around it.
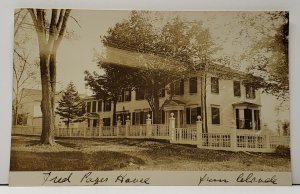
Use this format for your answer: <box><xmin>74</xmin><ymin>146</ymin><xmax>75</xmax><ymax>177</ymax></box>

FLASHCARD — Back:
<box><xmin>12</xmin><ymin>118</ymin><xmax>290</xmax><ymax>153</ymax></box>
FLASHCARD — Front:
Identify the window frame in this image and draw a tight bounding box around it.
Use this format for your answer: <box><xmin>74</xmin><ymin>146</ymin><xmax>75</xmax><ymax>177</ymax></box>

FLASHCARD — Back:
<box><xmin>233</xmin><ymin>81</ymin><xmax>241</xmax><ymax>97</ymax></box>
<box><xmin>189</xmin><ymin>77</ymin><xmax>198</xmax><ymax>94</ymax></box>
<box><xmin>211</xmin><ymin>106</ymin><xmax>220</xmax><ymax>125</ymax></box>
<box><xmin>211</xmin><ymin>77</ymin><xmax>219</xmax><ymax>94</ymax></box>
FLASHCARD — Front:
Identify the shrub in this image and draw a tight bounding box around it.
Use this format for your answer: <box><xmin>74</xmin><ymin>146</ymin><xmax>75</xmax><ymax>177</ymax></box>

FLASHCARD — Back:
<box><xmin>274</xmin><ymin>145</ymin><xmax>290</xmax><ymax>157</ymax></box>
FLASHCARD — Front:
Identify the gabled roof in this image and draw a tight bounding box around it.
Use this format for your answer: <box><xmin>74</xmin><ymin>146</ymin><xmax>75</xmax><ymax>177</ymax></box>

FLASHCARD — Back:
<box><xmin>165</xmin><ymin>99</ymin><xmax>186</xmax><ymax>106</ymax></box>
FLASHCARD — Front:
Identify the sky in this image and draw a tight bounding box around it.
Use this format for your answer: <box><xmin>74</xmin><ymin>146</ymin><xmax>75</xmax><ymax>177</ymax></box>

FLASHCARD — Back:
<box><xmin>15</xmin><ymin>10</ymin><xmax>289</xmax><ymax>131</ymax></box>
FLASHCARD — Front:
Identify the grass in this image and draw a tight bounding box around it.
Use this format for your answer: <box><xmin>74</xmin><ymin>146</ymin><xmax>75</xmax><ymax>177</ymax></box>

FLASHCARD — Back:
<box><xmin>10</xmin><ymin>135</ymin><xmax>291</xmax><ymax>171</ymax></box>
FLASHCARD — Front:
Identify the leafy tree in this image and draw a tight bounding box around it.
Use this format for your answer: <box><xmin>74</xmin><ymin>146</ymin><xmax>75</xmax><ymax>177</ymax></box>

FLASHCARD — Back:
<box><xmin>101</xmin><ymin>11</ymin><xmax>200</xmax><ymax>124</ymax></box>
<box><xmin>56</xmin><ymin>82</ymin><xmax>85</xmax><ymax>129</ymax></box>
<box><xmin>240</xmin><ymin>12</ymin><xmax>289</xmax><ymax>100</ymax></box>
<box><xmin>27</xmin><ymin>9</ymin><xmax>71</xmax><ymax>144</ymax></box>
<box><xmin>84</xmin><ymin>63</ymin><xmax>136</xmax><ymax>125</ymax></box>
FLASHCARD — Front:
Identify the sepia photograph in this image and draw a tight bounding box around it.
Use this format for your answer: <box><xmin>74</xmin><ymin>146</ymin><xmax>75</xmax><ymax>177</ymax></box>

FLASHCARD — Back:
<box><xmin>9</xmin><ymin>9</ymin><xmax>291</xmax><ymax>185</ymax></box>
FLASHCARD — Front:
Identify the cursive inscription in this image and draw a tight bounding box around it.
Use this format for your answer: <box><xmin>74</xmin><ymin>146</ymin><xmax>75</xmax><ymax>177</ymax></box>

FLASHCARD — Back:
<box><xmin>198</xmin><ymin>174</ymin><xmax>229</xmax><ymax>185</ymax></box>
<box><xmin>236</xmin><ymin>173</ymin><xmax>277</xmax><ymax>185</ymax></box>
<box><xmin>80</xmin><ymin>172</ymin><xmax>109</xmax><ymax>185</ymax></box>
<box><xmin>42</xmin><ymin>172</ymin><xmax>72</xmax><ymax>185</ymax></box>
<box><xmin>115</xmin><ymin>174</ymin><xmax>150</xmax><ymax>185</ymax></box>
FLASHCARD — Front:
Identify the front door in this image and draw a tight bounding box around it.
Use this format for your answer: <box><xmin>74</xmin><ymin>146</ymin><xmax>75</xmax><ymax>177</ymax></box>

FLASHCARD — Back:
<box><xmin>244</xmin><ymin>109</ymin><xmax>252</xmax><ymax>129</ymax></box>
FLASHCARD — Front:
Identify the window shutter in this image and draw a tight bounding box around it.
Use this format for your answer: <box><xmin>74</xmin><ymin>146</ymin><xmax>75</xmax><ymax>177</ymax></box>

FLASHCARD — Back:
<box><xmin>161</xmin><ymin>110</ymin><xmax>165</xmax><ymax>124</ymax></box>
<box><xmin>197</xmin><ymin>107</ymin><xmax>201</xmax><ymax>117</ymax></box>
<box><xmin>186</xmin><ymin>108</ymin><xmax>190</xmax><ymax>124</ymax></box>
<box><xmin>128</xmin><ymin>90</ymin><xmax>131</xmax><ymax>101</ymax></box>
<box><xmin>236</xmin><ymin>109</ymin><xmax>240</xmax><ymax>129</ymax></box>
<box><xmin>180</xmin><ymin>79</ymin><xmax>184</xmax><ymax>95</ymax></box>
<box><xmin>132</xmin><ymin>112</ymin><xmax>136</xmax><ymax>125</ymax></box>
<box><xmin>140</xmin><ymin>111</ymin><xmax>144</xmax><ymax>124</ymax></box>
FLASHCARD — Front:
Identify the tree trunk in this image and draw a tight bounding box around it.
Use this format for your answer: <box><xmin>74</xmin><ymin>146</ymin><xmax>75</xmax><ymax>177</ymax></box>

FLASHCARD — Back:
<box><xmin>112</xmin><ymin>100</ymin><xmax>117</xmax><ymax>126</ymax></box>
<box><xmin>153</xmin><ymin>91</ymin><xmax>161</xmax><ymax>124</ymax></box>
<box><xmin>40</xmin><ymin>55</ymin><xmax>55</xmax><ymax>145</ymax></box>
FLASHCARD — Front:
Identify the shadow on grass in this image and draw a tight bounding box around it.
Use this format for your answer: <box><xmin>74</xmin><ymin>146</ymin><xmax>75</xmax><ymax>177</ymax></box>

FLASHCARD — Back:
<box><xmin>10</xmin><ymin>150</ymin><xmax>145</xmax><ymax>171</ymax></box>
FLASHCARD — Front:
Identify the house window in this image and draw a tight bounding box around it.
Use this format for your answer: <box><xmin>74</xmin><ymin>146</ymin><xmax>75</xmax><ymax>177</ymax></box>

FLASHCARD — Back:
<box><xmin>103</xmin><ymin>100</ymin><xmax>111</xmax><ymax>112</ymax></box>
<box><xmin>103</xmin><ymin>118</ymin><xmax>111</xmax><ymax>126</ymax></box>
<box><xmin>211</xmin><ymin>107</ymin><xmax>220</xmax><ymax>124</ymax></box>
<box><xmin>186</xmin><ymin>107</ymin><xmax>201</xmax><ymax>124</ymax></box>
<box><xmin>124</xmin><ymin>90</ymin><xmax>131</xmax><ymax>101</ymax></box>
<box><xmin>236</xmin><ymin>109</ymin><xmax>254</xmax><ymax>130</ymax></box>
<box><xmin>86</xmin><ymin>101</ymin><xmax>91</xmax><ymax>113</ymax></box>
<box><xmin>211</xmin><ymin>77</ymin><xmax>219</xmax><ymax>94</ymax></box>
<box><xmin>245</xmin><ymin>85</ymin><xmax>256</xmax><ymax>99</ymax></box>
<box><xmin>92</xmin><ymin>119</ymin><xmax>98</xmax><ymax>127</ymax></box>
<box><xmin>172</xmin><ymin>79</ymin><xmax>184</xmax><ymax>95</ymax></box>
<box><xmin>189</xmin><ymin>77</ymin><xmax>197</xmax><ymax>94</ymax></box>
<box><xmin>118</xmin><ymin>92</ymin><xmax>124</xmax><ymax>102</ymax></box>
<box><xmin>98</xmin><ymin>100</ymin><xmax>102</xmax><ymax>112</ymax></box>
<box><xmin>159</xmin><ymin>88</ymin><xmax>165</xmax><ymax>97</ymax></box>
<box><xmin>233</xmin><ymin>81</ymin><xmax>241</xmax><ymax>97</ymax></box>
<box><xmin>92</xmin><ymin>101</ymin><xmax>97</xmax><ymax>112</ymax></box>
<box><xmin>118</xmin><ymin>89</ymin><xmax>132</xmax><ymax>102</ymax></box>
<box><xmin>135</xmin><ymin>88</ymin><xmax>145</xmax><ymax>100</ymax></box>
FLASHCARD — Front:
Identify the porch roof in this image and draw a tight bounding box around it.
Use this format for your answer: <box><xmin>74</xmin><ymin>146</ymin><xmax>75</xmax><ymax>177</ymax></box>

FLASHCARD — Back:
<box><xmin>232</xmin><ymin>101</ymin><xmax>261</xmax><ymax>107</ymax></box>
<box><xmin>86</xmin><ymin>112</ymin><xmax>100</xmax><ymax>118</ymax></box>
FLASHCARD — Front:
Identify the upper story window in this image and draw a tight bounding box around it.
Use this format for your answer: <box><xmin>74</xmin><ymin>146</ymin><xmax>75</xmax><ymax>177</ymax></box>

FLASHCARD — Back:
<box><xmin>245</xmin><ymin>85</ymin><xmax>256</xmax><ymax>99</ymax></box>
<box><xmin>211</xmin><ymin>77</ymin><xmax>219</xmax><ymax>94</ymax></box>
<box><xmin>159</xmin><ymin>88</ymin><xmax>165</xmax><ymax>97</ymax></box>
<box><xmin>189</xmin><ymin>77</ymin><xmax>197</xmax><ymax>94</ymax></box>
<box><xmin>211</xmin><ymin>106</ymin><xmax>220</xmax><ymax>124</ymax></box>
<box><xmin>233</xmin><ymin>81</ymin><xmax>241</xmax><ymax>97</ymax></box>
<box><xmin>135</xmin><ymin>88</ymin><xmax>145</xmax><ymax>100</ymax></box>
<box><xmin>171</xmin><ymin>79</ymin><xmax>184</xmax><ymax>95</ymax></box>
<box><xmin>124</xmin><ymin>90</ymin><xmax>131</xmax><ymax>101</ymax></box>
<box><xmin>86</xmin><ymin>101</ymin><xmax>91</xmax><ymax>113</ymax></box>
<box><xmin>103</xmin><ymin>100</ymin><xmax>111</xmax><ymax>112</ymax></box>
<box><xmin>92</xmin><ymin>101</ymin><xmax>97</xmax><ymax>112</ymax></box>
<box><xmin>118</xmin><ymin>89</ymin><xmax>132</xmax><ymax>102</ymax></box>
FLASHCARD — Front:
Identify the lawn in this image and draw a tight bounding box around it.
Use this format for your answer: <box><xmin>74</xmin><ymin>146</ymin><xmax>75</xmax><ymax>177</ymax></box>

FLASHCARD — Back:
<box><xmin>10</xmin><ymin>135</ymin><xmax>291</xmax><ymax>171</ymax></box>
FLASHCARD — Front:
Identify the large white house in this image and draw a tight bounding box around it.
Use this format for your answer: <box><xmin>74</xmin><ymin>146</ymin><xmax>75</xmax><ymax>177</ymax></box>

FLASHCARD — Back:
<box><xmin>83</xmin><ymin>63</ymin><xmax>262</xmax><ymax>136</ymax></box>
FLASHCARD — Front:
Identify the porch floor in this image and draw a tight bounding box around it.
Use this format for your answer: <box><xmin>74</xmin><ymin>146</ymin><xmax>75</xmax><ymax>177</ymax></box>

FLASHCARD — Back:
<box><xmin>10</xmin><ymin>135</ymin><xmax>290</xmax><ymax>171</ymax></box>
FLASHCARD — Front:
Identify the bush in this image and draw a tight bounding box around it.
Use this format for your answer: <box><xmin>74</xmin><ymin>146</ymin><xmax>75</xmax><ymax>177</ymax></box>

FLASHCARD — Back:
<box><xmin>274</xmin><ymin>145</ymin><xmax>290</xmax><ymax>157</ymax></box>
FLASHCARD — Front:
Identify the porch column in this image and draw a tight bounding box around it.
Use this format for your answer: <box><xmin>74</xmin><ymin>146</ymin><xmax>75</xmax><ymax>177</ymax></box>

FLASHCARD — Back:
<box><xmin>177</xmin><ymin>110</ymin><xmax>180</xmax><ymax>127</ymax></box>
<box><xmin>196</xmin><ymin>115</ymin><xmax>202</xmax><ymax>148</ymax></box>
<box><xmin>146</xmin><ymin>114</ymin><xmax>152</xmax><ymax>137</ymax></box>
<box><xmin>169</xmin><ymin>113</ymin><xmax>175</xmax><ymax>141</ymax></box>
<box><xmin>125</xmin><ymin>115</ymin><xmax>130</xmax><ymax>137</ymax></box>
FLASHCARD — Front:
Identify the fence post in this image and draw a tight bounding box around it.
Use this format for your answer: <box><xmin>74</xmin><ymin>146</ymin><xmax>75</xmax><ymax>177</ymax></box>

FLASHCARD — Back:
<box><xmin>146</xmin><ymin>114</ymin><xmax>152</xmax><ymax>137</ymax></box>
<box><xmin>98</xmin><ymin>120</ymin><xmax>103</xmax><ymax>137</ymax></box>
<box><xmin>84</xmin><ymin>120</ymin><xmax>88</xmax><ymax>137</ymax></box>
<box><xmin>125</xmin><ymin>115</ymin><xmax>130</xmax><ymax>137</ymax></box>
<box><xmin>230</xmin><ymin>129</ymin><xmax>237</xmax><ymax>151</ymax></box>
<box><xmin>196</xmin><ymin>115</ymin><xmax>202</xmax><ymax>148</ymax></box>
<box><xmin>169</xmin><ymin>113</ymin><xmax>175</xmax><ymax>142</ymax></box>
<box><xmin>116</xmin><ymin>116</ymin><xmax>121</xmax><ymax>137</ymax></box>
